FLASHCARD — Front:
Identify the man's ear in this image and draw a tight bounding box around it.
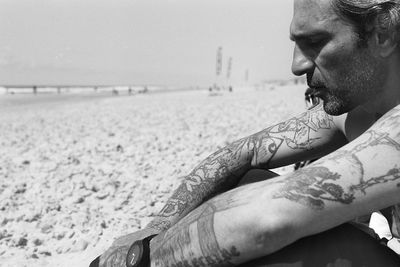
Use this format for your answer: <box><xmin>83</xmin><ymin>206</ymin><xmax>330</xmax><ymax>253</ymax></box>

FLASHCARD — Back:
<box><xmin>374</xmin><ymin>30</ymin><xmax>398</xmax><ymax>57</ymax></box>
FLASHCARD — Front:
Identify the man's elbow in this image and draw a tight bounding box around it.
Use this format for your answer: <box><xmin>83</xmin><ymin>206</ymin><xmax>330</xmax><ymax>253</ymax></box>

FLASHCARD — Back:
<box><xmin>255</xmin><ymin>213</ymin><xmax>298</xmax><ymax>255</ymax></box>
<box><xmin>216</xmin><ymin>202</ymin><xmax>298</xmax><ymax>261</ymax></box>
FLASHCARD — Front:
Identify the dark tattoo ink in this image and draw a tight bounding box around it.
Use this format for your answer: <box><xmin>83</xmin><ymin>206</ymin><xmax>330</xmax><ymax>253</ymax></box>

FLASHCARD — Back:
<box><xmin>349</xmin><ymin>168</ymin><xmax>400</xmax><ymax>193</ymax></box>
<box><xmin>251</xmin><ymin>104</ymin><xmax>334</xmax><ymax>167</ymax></box>
<box><xmin>147</xmin><ymin>220</ymin><xmax>171</xmax><ymax>231</ymax></box>
<box><xmin>151</xmin><ymin>202</ymin><xmax>241</xmax><ymax>267</ymax></box>
<box><xmin>153</xmin><ymin>104</ymin><xmax>335</xmax><ymax>229</ymax></box>
<box><xmin>151</xmin><ymin>145</ymin><xmax>251</xmax><ymax>230</ymax></box>
<box><xmin>273</xmin><ymin>128</ymin><xmax>400</xmax><ymax>210</ymax></box>
<box><xmin>273</xmin><ymin>167</ymin><xmax>354</xmax><ymax>210</ymax></box>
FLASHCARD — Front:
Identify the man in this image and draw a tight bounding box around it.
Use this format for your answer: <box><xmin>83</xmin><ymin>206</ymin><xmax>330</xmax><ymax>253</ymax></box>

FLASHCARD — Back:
<box><xmin>96</xmin><ymin>0</ymin><xmax>400</xmax><ymax>266</ymax></box>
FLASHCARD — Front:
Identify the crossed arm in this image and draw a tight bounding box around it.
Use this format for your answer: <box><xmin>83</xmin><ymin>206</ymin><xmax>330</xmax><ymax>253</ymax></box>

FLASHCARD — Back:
<box><xmin>147</xmin><ymin>103</ymin><xmax>346</xmax><ymax>231</ymax></box>
<box><xmin>99</xmin><ymin>103</ymin><xmax>346</xmax><ymax>266</ymax></box>
<box><xmin>148</xmin><ymin>106</ymin><xmax>400</xmax><ymax>266</ymax></box>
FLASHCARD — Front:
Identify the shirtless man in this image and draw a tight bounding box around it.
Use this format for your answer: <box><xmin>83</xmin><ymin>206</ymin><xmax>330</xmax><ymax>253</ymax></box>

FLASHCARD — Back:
<box><xmin>95</xmin><ymin>0</ymin><xmax>400</xmax><ymax>266</ymax></box>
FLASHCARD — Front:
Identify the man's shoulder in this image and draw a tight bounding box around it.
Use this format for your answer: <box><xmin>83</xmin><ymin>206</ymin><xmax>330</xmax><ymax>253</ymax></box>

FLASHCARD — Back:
<box><xmin>378</xmin><ymin>104</ymin><xmax>400</xmax><ymax>121</ymax></box>
<box><xmin>335</xmin><ymin>105</ymin><xmax>400</xmax><ymax>142</ymax></box>
<box><xmin>373</xmin><ymin>105</ymin><xmax>400</xmax><ymax>137</ymax></box>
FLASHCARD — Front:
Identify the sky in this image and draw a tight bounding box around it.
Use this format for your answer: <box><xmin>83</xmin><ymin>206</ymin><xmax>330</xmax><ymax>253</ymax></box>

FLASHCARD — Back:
<box><xmin>0</xmin><ymin>0</ymin><xmax>295</xmax><ymax>87</ymax></box>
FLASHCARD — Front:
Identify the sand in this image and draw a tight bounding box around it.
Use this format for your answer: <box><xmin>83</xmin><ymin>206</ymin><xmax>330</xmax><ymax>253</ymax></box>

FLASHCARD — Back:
<box><xmin>0</xmin><ymin>85</ymin><xmax>305</xmax><ymax>266</ymax></box>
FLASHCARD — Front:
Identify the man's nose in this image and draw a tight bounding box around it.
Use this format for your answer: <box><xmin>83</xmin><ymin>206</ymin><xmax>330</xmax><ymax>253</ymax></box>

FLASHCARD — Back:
<box><xmin>291</xmin><ymin>44</ymin><xmax>314</xmax><ymax>76</ymax></box>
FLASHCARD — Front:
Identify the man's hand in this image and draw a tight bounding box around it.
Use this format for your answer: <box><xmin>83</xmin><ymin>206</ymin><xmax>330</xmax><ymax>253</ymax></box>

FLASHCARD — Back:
<box><xmin>98</xmin><ymin>228</ymin><xmax>160</xmax><ymax>267</ymax></box>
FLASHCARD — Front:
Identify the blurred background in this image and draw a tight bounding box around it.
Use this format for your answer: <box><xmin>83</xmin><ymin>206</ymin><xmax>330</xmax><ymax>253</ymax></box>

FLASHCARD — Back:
<box><xmin>0</xmin><ymin>1</ymin><xmax>309</xmax><ymax>266</ymax></box>
<box><xmin>0</xmin><ymin>0</ymin><xmax>295</xmax><ymax>89</ymax></box>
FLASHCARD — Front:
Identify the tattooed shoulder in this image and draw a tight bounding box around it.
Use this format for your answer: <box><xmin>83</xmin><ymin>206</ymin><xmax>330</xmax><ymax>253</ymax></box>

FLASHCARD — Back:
<box><xmin>370</xmin><ymin>105</ymin><xmax>400</xmax><ymax>143</ymax></box>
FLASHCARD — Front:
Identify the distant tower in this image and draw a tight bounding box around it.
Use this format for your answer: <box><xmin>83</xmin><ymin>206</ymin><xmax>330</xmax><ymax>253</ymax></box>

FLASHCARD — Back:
<box><xmin>226</xmin><ymin>57</ymin><xmax>232</xmax><ymax>80</ymax></box>
<box><xmin>245</xmin><ymin>69</ymin><xmax>249</xmax><ymax>83</ymax></box>
<box><xmin>226</xmin><ymin>57</ymin><xmax>233</xmax><ymax>92</ymax></box>
<box><xmin>215</xmin><ymin>46</ymin><xmax>223</xmax><ymax>89</ymax></box>
<box><xmin>216</xmin><ymin>46</ymin><xmax>223</xmax><ymax>77</ymax></box>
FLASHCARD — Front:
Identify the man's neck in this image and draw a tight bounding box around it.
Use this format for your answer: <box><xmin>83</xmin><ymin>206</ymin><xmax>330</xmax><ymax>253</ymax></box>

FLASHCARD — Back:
<box><xmin>361</xmin><ymin>63</ymin><xmax>400</xmax><ymax>120</ymax></box>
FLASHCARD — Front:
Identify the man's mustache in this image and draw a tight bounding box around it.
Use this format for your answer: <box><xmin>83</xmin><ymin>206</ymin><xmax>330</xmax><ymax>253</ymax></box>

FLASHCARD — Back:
<box><xmin>306</xmin><ymin>74</ymin><xmax>325</xmax><ymax>89</ymax></box>
<box><xmin>307</xmin><ymin>83</ymin><xmax>326</xmax><ymax>89</ymax></box>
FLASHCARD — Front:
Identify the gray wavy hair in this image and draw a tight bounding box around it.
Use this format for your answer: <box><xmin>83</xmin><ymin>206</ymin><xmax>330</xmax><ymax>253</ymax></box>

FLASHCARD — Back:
<box><xmin>331</xmin><ymin>0</ymin><xmax>400</xmax><ymax>45</ymax></box>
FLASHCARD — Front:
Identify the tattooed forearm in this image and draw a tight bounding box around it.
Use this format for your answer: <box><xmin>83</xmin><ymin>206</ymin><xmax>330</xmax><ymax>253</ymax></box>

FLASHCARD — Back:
<box><xmin>150</xmin><ymin>104</ymin><xmax>335</xmax><ymax>230</ymax></box>
<box><xmin>251</xmin><ymin>103</ymin><xmax>334</xmax><ymax>166</ymax></box>
<box><xmin>273</xmin><ymin>128</ymin><xmax>400</xmax><ymax>210</ymax></box>
<box><xmin>273</xmin><ymin>166</ymin><xmax>354</xmax><ymax>210</ymax></box>
<box><xmin>148</xmin><ymin>140</ymin><xmax>253</xmax><ymax>230</ymax></box>
<box><xmin>275</xmin><ymin>163</ymin><xmax>398</xmax><ymax>211</ymax></box>
<box><xmin>273</xmin><ymin>166</ymin><xmax>400</xmax><ymax>210</ymax></box>
<box><xmin>349</xmin><ymin>168</ymin><xmax>400</xmax><ymax>192</ymax></box>
<box><xmin>151</xmin><ymin>202</ymin><xmax>241</xmax><ymax>267</ymax></box>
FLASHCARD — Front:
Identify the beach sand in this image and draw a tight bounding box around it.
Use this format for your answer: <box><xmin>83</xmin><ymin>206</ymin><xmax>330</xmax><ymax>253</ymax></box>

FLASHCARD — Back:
<box><xmin>0</xmin><ymin>85</ymin><xmax>305</xmax><ymax>266</ymax></box>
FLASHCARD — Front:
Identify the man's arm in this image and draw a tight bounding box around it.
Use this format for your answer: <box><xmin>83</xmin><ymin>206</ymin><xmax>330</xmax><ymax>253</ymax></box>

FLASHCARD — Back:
<box><xmin>147</xmin><ymin>103</ymin><xmax>347</xmax><ymax>231</ymax></box>
<box><xmin>96</xmin><ymin>103</ymin><xmax>346</xmax><ymax>267</ymax></box>
<box><xmin>149</xmin><ymin>106</ymin><xmax>400</xmax><ymax>266</ymax></box>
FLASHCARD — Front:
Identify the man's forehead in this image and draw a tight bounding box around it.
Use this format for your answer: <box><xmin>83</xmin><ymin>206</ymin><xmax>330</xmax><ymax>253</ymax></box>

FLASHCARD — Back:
<box><xmin>291</xmin><ymin>0</ymin><xmax>342</xmax><ymax>39</ymax></box>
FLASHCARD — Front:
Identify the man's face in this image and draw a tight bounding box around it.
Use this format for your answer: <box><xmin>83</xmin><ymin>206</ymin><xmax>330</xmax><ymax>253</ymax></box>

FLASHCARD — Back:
<box><xmin>291</xmin><ymin>0</ymin><xmax>388</xmax><ymax>115</ymax></box>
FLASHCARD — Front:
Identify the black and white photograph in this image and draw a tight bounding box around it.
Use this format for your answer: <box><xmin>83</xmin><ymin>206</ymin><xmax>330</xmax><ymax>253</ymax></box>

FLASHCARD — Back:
<box><xmin>1</xmin><ymin>0</ymin><xmax>400</xmax><ymax>266</ymax></box>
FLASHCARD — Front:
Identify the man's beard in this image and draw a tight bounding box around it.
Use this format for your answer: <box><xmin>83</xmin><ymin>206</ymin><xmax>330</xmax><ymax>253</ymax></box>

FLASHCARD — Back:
<box><xmin>309</xmin><ymin>52</ymin><xmax>387</xmax><ymax>116</ymax></box>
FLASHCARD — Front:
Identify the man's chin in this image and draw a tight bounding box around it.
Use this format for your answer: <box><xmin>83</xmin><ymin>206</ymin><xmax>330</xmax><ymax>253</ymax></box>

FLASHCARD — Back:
<box><xmin>322</xmin><ymin>100</ymin><xmax>353</xmax><ymax>116</ymax></box>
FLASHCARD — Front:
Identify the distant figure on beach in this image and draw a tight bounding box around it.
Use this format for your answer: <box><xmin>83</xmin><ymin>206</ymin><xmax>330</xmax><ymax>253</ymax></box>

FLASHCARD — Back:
<box><xmin>94</xmin><ymin>0</ymin><xmax>400</xmax><ymax>266</ymax></box>
<box><xmin>112</xmin><ymin>88</ymin><xmax>119</xmax><ymax>96</ymax></box>
<box><xmin>208</xmin><ymin>84</ymin><xmax>224</xmax><ymax>97</ymax></box>
<box><xmin>138</xmin><ymin>86</ymin><xmax>148</xmax><ymax>94</ymax></box>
